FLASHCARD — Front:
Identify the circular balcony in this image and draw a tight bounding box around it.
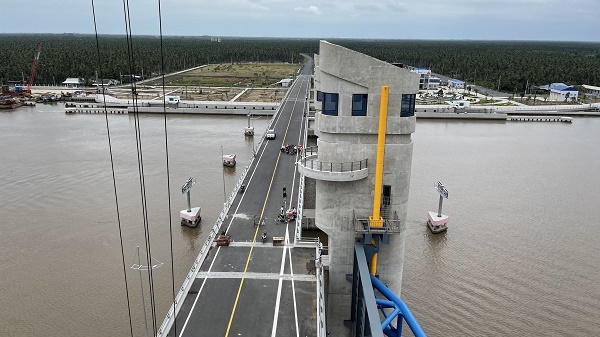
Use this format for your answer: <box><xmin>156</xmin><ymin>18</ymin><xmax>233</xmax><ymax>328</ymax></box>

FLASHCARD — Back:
<box><xmin>297</xmin><ymin>146</ymin><xmax>369</xmax><ymax>182</ymax></box>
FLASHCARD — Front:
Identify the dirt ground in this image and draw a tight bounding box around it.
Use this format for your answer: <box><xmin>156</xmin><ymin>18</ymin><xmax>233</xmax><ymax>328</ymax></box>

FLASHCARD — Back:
<box><xmin>144</xmin><ymin>62</ymin><xmax>298</xmax><ymax>88</ymax></box>
<box><xmin>102</xmin><ymin>86</ymin><xmax>286</xmax><ymax>102</ymax></box>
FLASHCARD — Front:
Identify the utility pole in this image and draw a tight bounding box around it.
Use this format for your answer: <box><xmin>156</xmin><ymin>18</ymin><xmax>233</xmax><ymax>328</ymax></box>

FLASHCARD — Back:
<box><xmin>221</xmin><ymin>146</ymin><xmax>226</xmax><ymax>204</ymax></box>
<box><xmin>497</xmin><ymin>75</ymin><xmax>501</xmax><ymax>92</ymax></box>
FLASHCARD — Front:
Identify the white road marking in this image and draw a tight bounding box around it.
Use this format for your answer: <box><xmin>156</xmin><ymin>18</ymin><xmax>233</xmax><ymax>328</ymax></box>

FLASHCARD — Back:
<box><xmin>271</xmin><ymin>219</ymin><xmax>289</xmax><ymax>337</ymax></box>
<box><xmin>286</xmin><ymin>225</ymin><xmax>300</xmax><ymax>337</ymax></box>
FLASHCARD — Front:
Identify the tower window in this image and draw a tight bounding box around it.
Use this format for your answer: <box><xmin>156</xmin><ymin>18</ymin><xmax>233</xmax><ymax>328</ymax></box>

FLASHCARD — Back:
<box><xmin>322</xmin><ymin>92</ymin><xmax>339</xmax><ymax>116</ymax></box>
<box><xmin>382</xmin><ymin>185</ymin><xmax>391</xmax><ymax>206</ymax></box>
<box><xmin>401</xmin><ymin>94</ymin><xmax>415</xmax><ymax>117</ymax></box>
<box><xmin>352</xmin><ymin>94</ymin><xmax>368</xmax><ymax>116</ymax></box>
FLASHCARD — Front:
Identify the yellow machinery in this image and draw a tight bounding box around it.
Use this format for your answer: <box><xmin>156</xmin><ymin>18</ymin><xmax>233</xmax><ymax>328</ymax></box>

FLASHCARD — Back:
<box><xmin>369</xmin><ymin>86</ymin><xmax>388</xmax><ymax>275</ymax></box>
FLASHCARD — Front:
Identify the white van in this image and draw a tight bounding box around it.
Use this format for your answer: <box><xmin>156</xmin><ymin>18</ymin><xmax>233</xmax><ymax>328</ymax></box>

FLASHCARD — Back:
<box><xmin>266</xmin><ymin>129</ymin><xmax>276</xmax><ymax>139</ymax></box>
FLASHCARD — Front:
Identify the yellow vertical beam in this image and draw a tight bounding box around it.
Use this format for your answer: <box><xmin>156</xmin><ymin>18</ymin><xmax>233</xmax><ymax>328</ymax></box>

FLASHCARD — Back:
<box><xmin>370</xmin><ymin>86</ymin><xmax>388</xmax><ymax>225</ymax></box>
<box><xmin>369</xmin><ymin>86</ymin><xmax>389</xmax><ymax>275</ymax></box>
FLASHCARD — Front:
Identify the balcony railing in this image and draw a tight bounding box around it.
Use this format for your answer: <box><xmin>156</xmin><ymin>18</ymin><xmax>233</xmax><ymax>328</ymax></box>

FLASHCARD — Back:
<box><xmin>354</xmin><ymin>216</ymin><xmax>403</xmax><ymax>234</ymax></box>
<box><xmin>297</xmin><ymin>146</ymin><xmax>369</xmax><ymax>181</ymax></box>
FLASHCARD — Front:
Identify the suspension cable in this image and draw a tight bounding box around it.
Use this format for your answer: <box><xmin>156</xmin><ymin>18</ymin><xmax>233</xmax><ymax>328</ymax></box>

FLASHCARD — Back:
<box><xmin>156</xmin><ymin>0</ymin><xmax>178</xmax><ymax>335</ymax></box>
<box><xmin>91</xmin><ymin>1</ymin><xmax>134</xmax><ymax>336</ymax></box>
<box><xmin>121</xmin><ymin>0</ymin><xmax>159</xmax><ymax>334</ymax></box>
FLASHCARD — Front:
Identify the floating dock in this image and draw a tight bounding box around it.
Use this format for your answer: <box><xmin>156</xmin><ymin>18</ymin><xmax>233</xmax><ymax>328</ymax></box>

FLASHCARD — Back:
<box><xmin>507</xmin><ymin>115</ymin><xmax>573</xmax><ymax>123</ymax></box>
<box><xmin>65</xmin><ymin>106</ymin><xmax>127</xmax><ymax>114</ymax></box>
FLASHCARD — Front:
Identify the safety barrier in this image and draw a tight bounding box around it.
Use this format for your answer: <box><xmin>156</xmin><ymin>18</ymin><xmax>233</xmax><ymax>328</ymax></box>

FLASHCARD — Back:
<box><xmin>295</xmin><ymin>93</ymin><xmax>310</xmax><ymax>244</ymax></box>
<box><xmin>354</xmin><ymin>217</ymin><xmax>403</xmax><ymax>234</ymax></box>
<box><xmin>300</xmin><ymin>146</ymin><xmax>368</xmax><ymax>172</ymax></box>
<box><xmin>315</xmin><ymin>241</ymin><xmax>327</xmax><ymax>337</ymax></box>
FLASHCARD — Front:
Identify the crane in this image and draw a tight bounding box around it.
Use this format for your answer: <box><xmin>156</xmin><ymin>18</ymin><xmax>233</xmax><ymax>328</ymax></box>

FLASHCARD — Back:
<box><xmin>26</xmin><ymin>41</ymin><xmax>43</xmax><ymax>94</ymax></box>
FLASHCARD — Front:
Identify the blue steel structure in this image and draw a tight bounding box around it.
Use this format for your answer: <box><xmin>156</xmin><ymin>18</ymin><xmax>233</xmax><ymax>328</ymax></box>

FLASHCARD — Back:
<box><xmin>350</xmin><ymin>243</ymin><xmax>427</xmax><ymax>337</ymax></box>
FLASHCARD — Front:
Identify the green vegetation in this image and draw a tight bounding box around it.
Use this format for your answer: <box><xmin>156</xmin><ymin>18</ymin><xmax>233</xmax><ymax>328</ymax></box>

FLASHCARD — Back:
<box><xmin>0</xmin><ymin>34</ymin><xmax>309</xmax><ymax>86</ymax></box>
<box><xmin>2</xmin><ymin>34</ymin><xmax>600</xmax><ymax>95</ymax></box>
<box><xmin>332</xmin><ymin>39</ymin><xmax>600</xmax><ymax>93</ymax></box>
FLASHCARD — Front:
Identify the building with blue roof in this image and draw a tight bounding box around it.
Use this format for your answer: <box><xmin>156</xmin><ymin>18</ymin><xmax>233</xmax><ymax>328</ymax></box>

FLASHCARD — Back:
<box><xmin>539</xmin><ymin>83</ymin><xmax>578</xmax><ymax>102</ymax></box>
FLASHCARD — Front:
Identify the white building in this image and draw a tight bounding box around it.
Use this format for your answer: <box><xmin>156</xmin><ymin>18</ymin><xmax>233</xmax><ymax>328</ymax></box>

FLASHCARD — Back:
<box><xmin>62</xmin><ymin>78</ymin><xmax>82</xmax><ymax>88</ymax></box>
<box><xmin>448</xmin><ymin>79</ymin><xmax>465</xmax><ymax>89</ymax></box>
<box><xmin>582</xmin><ymin>84</ymin><xmax>600</xmax><ymax>97</ymax></box>
<box><xmin>409</xmin><ymin>67</ymin><xmax>440</xmax><ymax>90</ymax></box>
<box><xmin>93</xmin><ymin>79</ymin><xmax>120</xmax><ymax>87</ymax></box>
<box><xmin>275</xmin><ymin>78</ymin><xmax>293</xmax><ymax>87</ymax></box>
<box><xmin>540</xmin><ymin>83</ymin><xmax>579</xmax><ymax>102</ymax></box>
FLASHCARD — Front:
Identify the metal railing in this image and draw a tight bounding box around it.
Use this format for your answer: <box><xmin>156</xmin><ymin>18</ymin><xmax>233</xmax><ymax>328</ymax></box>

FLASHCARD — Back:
<box><xmin>352</xmin><ymin>243</ymin><xmax>427</xmax><ymax>337</ymax></box>
<box><xmin>295</xmin><ymin>90</ymin><xmax>309</xmax><ymax>244</ymax></box>
<box><xmin>315</xmin><ymin>241</ymin><xmax>327</xmax><ymax>337</ymax></box>
<box><xmin>300</xmin><ymin>147</ymin><xmax>368</xmax><ymax>173</ymax></box>
<box><xmin>155</xmin><ymin>76</ymin><xmax>296</xmax><ymax>337</ymax></box>
<box><xmin>354</xmin><ymin>216</ymin><xmax>403</xmax><ymax>234</ymax></box>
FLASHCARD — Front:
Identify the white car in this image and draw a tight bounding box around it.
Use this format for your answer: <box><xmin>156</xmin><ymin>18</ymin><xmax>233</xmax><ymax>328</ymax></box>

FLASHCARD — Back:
<box><xmin>266</xmin><ymin>129</ymin><xmax>276</xmax><ymax>139</ymax></box>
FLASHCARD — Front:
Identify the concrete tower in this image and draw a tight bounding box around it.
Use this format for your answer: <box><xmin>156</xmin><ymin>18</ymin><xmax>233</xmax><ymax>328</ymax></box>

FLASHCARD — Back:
<box><xmin>298</xmin><ymin>41</ymin><xmax>419</xmax><ymax>335</ymax></box>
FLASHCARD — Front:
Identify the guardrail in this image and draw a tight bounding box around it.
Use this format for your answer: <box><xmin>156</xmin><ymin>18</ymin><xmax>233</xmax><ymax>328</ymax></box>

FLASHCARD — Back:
<box><xmin>354</xmin><ymin>217</ymin><xmax>403</xmax><ymax>234</ymax></box>
<box><xmin>315</xmin><ymin>241</ymin><xmax>327</xmax><ymax>337</ymax></box>
<box><xmin>155</xmin><ymin>77</ymin><xmax>297</xmax><ymax>337</ymax></box>
<box><xmin>295</xmin><ymin>92</ymin><xmax>309</xmax><ymax>244</ymax></box>
<box><xmin>300</xmin><ymin>147</ymin><xmax>368</xmax><ymax>173</ymax></box>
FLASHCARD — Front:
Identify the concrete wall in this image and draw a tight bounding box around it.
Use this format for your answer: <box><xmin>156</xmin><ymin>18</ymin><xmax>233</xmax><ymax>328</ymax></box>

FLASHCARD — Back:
<box><xmin>313</xmin><ymin>40</ymin><xmax>418</xmax><ymax>335</ymax></box>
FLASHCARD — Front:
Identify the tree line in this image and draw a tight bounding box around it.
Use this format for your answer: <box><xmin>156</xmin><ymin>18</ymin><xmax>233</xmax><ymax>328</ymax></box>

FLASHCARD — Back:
<box><xmin>1</xmin><ymin>34</ymin><xmax>599</xmax><ymax>94</ymax></box>
<box><xmin>331</xmin><ymin>39</ymin><xmax>600</xmax><ymax>93</ymax></box>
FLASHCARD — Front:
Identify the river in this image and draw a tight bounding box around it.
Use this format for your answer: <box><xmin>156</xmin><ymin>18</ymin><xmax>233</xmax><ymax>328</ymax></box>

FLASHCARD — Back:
<box><xmin>403</xmin><ymin>118</ymin><xmax>600</xmax><ymax>336</ymax></box>
<box><xmin>1</xmin><ymin>104</ymin><xmax>599</xmax><ymax>336</ymax></box>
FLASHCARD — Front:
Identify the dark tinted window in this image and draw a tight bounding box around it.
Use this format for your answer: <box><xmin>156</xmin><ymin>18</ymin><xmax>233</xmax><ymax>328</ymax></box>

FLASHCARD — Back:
<box><xmin>322</xmin><ymin>93</ymin><xmax>339</xmax><ymax>116</ymax></box>
<box><xmin>352</xmin><ymin>94</ymin><xmax>368</xmax><ymax>116</ymax></box>
<box><xmin>401</xmin><ymin>94</ymin><xmax>416</xmax><ymax>117</ymax></box>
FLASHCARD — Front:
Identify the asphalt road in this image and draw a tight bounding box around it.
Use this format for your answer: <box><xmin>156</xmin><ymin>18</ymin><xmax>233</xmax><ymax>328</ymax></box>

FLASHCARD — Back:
<box><xmin>167</xmin><ymin>62</ymin><xmax>316</xmax><ymax>337</ymax></box>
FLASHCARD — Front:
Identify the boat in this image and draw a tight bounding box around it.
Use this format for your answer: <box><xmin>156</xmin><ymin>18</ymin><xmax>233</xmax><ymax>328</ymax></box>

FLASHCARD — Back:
<box><xmin>222</xmin><ymin>154</ymin><xmax>236</xmax><ymax>167</ymax></box>
<box><xmin>0</xmin><ymin>96</ymin><xmax>23</xmax><ymax>109</ymax></box>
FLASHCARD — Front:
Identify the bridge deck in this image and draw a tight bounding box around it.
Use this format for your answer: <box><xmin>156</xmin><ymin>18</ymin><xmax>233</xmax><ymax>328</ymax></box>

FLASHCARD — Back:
<box><xmin>166</xmin><ymin>71</ymin><xmax>314</xmax><ymax>337</ymax></box>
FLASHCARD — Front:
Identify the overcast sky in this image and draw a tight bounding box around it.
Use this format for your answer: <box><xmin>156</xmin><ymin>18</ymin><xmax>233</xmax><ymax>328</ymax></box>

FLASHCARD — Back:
<box><xmin>3</xmin><ymin>0</ymin><xmax>599</xmax><ymax>41</ymax></box>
